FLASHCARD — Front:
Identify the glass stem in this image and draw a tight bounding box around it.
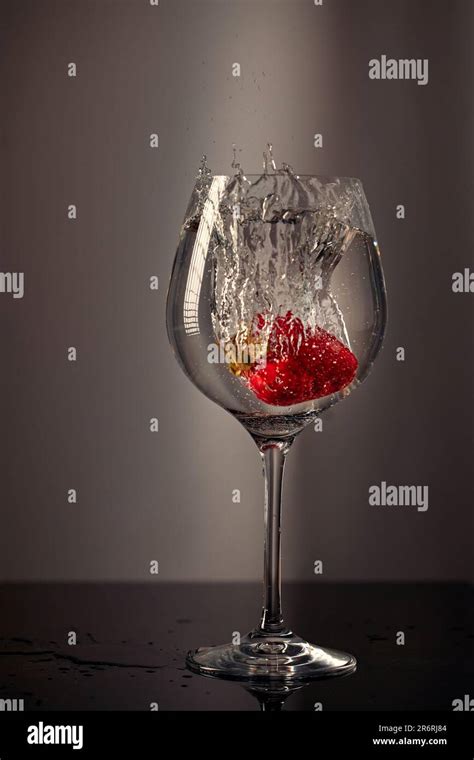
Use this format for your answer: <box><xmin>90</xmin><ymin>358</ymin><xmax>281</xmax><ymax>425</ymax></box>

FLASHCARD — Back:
<box><xmin>258</xmin><ymin>440</ymin><xmax>292</xmax><ymax>636</ymax></box>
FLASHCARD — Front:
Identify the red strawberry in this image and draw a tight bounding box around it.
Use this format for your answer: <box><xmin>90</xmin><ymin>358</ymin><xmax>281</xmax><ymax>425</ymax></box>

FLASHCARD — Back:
<box><xmin>300</xmin><ymin>327</ymin><xmax>358</xmax><ymax>398</ymax></box>
<box><xmin>248</xmin><ymin>358</ymin><xmax>314</xmax><ymax>406</ymax></box>
<box><xmin>244</xmin><ymin>312</ymin><xmax>358</xmax><ymax>406</ymax></box>
<box><xmin>266</xmin><ymin>311</ymin><xmax>304</xmax><ymax>362</ymax></box>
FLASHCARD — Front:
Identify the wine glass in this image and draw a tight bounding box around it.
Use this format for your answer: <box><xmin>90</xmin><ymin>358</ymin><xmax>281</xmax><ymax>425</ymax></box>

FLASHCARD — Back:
<box><xmin>166</xmin><ymin>164</ymin><xmax>387</xmax><ymax>682</ymax></box>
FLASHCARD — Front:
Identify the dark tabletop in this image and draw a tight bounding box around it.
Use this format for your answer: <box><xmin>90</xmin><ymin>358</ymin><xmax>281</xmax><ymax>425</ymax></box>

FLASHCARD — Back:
<box><xmin>0</xmin><ymin>582</ymin><xmax>472</xmax><ymax>711</ymax></box>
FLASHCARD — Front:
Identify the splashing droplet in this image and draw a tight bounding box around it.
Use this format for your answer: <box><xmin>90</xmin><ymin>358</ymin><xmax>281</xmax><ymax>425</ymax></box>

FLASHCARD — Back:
<box><xmin>263</xmin><ymin>142</ymin><xmax>278</xmax><ymax>173</ymax></box>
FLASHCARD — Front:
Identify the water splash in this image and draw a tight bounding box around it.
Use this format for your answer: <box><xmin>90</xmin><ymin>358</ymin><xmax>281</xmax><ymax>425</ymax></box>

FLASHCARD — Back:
<box><xmin>206</xmin><ymin>146</ymin><xmax>358</xmax><ymax>352</ymax></box>
<box><xmin>181</xmin><ymin>147</ymin><xmax>372</xmax><ymax>405</ymax></box>
<box><xmin>182</xmin><ymin>155</ymin><xmax>213</xmax><ymax>231</ymax></box>
<box><xmin>231</xmin><ymin>143</ymin><xmax>244</xmax><ymax>176</ymax></box>
<box><xmin>263</xmin><ymin>142</ymin><xmax>278</xmax><ymax>174</ymax></box>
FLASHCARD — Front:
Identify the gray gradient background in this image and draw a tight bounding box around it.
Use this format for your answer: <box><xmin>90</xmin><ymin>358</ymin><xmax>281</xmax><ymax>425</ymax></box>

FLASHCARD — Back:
<box><xmin>0</xmin><ymin>0</ymin><xmax>472</xmax><ymax>582</ymax></box>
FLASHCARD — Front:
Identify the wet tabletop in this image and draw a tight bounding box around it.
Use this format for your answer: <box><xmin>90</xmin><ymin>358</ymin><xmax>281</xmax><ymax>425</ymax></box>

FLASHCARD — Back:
<box><xmin>0</xmin><ymin>583</ymin><xmax>472</xmax><ymax>711</ymax></box>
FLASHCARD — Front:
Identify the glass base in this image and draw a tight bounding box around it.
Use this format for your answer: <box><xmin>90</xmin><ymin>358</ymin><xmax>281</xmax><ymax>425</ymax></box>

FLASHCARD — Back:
<box><xmin>186</xmin><ymin>629</ymin><xmax>356</xmax><ymax>682</ymax></box>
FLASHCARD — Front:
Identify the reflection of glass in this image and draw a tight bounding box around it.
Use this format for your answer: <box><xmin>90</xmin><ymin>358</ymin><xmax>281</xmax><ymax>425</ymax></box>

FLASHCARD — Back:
<box><xmin>244</xmin><ymin>681</ymin><xmax>309</xmax><ymax>712</ymax></box>
<box><xmin>167</xmin><ymin>168</ymin><xmax>387</xmax><ymax>681</ymax></box>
